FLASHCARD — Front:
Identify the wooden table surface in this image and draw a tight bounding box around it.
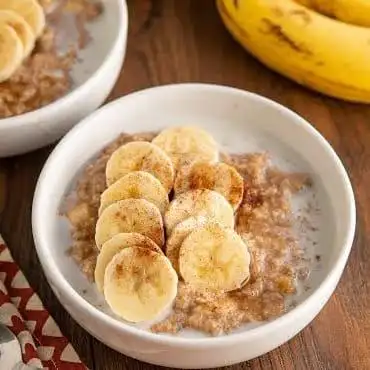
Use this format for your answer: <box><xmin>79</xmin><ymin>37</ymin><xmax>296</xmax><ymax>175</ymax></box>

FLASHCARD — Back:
<box><xmin>1</xmin><ymin>1</ymin><xmax>369</xmax><ymax>369</ymax></box>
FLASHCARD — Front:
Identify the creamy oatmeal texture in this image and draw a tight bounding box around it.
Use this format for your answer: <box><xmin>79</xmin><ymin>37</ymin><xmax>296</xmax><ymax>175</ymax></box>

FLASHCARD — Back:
<box><xmin>0</xmin><ymin>0</ymin><xmax>102</xmax><ymax>118</ymax></box>
<box><xmin>66</xmin><ymin>132</ymin><xmax>310</xmax><ymax>336</ymax></box>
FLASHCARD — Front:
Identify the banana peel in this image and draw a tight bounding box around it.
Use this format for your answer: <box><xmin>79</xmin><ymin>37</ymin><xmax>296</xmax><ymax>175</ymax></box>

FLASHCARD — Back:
<box><xmin>217</xmin><ymin>0</ymin><xmax>370</xmax><ymax>103</ymax></box>
<box><xmin>296</xmin><ymin>0</ymin><xmax>370</xmax><ymax>27</ymax></box>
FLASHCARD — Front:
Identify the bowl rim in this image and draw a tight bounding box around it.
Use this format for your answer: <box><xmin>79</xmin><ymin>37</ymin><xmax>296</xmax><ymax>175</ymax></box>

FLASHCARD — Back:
<box><xmin>0</xmin><ymin>0</ymin><xmax>128</xmax><ymax>128</ymax></box>
<box><xmin>32</xmin><ymin>83</ymin><xmax>356</xmax><ymax>348</ymax></box>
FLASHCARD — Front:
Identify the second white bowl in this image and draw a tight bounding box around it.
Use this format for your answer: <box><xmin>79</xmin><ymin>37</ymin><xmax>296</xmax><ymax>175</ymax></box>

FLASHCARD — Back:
<box><xmin>0</xmin><ymin>0</ymin><xmax>128</xmax><ymax>157</ymax></box>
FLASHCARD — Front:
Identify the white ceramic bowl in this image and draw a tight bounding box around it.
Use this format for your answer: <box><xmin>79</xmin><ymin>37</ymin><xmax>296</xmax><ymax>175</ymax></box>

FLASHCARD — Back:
<box><xmin>0</xmin><ymin>0</ymin><xmax>128</xmax><ymax>158</ymax></box>
<box><xmin>32</xmin><ymin>84</ymin><xmax>356</xmax><ymax>369</ymax></box>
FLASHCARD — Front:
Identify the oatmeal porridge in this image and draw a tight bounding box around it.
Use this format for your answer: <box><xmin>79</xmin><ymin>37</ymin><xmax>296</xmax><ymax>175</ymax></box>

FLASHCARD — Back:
<box><xmin>65</xmin><ymin>128</ymin><xmax>312</xmax><ymax>336</ymax></box>
<box><xmin>0</xmin><ymin>0</ymin><xmax>102</xmax><ymax>118</ymax></box>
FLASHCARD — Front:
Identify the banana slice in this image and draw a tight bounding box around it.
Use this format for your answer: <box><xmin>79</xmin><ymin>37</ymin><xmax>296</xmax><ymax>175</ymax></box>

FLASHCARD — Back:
<box><xmin>94</xmin><ymin>232</ymin><xmax>163</xmax><ymax>292</ymax></box>
<box><xmin>169</xmin><ymin>153</ymin><xmax>204</xmax><ymax>173</ymax></box>
<box><xmin>105</xmin><ymin>141</ymin><xmax>174</xmax><ymax>193</ymax></box>
<box><xmin>95</xmin><ymin>199</ymin><xmax>165</xmax><ymax>249</ymax></box>
<box><xmin>179</xmin><ymin>223</ymin><xmax>250</xmax><ymax>292</ymax></box>
<box><xmin>0</xmin><ymin>10</ymin><xmax>35</xmax><ymax>58</ymax></box>
<box><xmin>99</xmin><ymin>171</ymin><xmax>169</xmax><ymax>216</ymax></box>
<box><xmin>164</xmin><ymin>189</ymin><xmax>235</xmax><ymax>232</ymax></box>
<box><xmin>174</xmin><ymin>161</ymin><xmax>244</xmax><ymax>210</ymax></box>
<box><xmin>0</xmin><ymin>0</ymin><xmax>46</xmax><ymax>38</ymax></box>
<box><xmin>152</xmin><ymin>126</ymin><xmax>219</xmax><ymax>170</ymax></box>
<box><xmin>166</xmin><ymin>215</ymin><xmax>209</xmax><ymax>275</ymax></box>
<box><xmin>0</xmin><ymin>25</ymin><xmax>23</xmax><ymax>83</ymax></box>
<box><xmin>104</xmin><ymin>247</ymin><xmax>178</xmax><ymax>323</ymax></box>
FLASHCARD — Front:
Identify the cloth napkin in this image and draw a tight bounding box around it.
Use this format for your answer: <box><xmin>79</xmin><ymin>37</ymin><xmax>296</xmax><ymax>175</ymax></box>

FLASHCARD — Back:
<box><xmin>0</xmin><ymin>234</ymin><xmax>87</xmax><ymax>369</ymax></box>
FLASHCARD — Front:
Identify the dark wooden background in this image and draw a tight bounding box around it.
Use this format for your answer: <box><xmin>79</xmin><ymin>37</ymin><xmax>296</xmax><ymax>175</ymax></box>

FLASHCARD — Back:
<box><xmin>0</xmin><ymin>1</ymin><xmax>369</xmax><ymax>369</ymax></box>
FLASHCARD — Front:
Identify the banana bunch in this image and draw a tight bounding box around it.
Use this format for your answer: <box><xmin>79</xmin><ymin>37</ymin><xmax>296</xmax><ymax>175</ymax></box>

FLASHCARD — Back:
<box><xmin>217</xmin><ymin>0</ymin><xmax>370</xmax><ymax>103</ymax></box>
<box><xmin>93</xmin><ymin>126</ymin><xmax>251</xmax><ymax>323</ymax></box>
<box><xmin>296</xmin><ymin>0</ymin><xmax>370</xmax><ymax>27</ymax></box>
<box><xmin>0</xmin><ymin>0</ymin><xmax>45</xmax><ymax>82</ymax></box>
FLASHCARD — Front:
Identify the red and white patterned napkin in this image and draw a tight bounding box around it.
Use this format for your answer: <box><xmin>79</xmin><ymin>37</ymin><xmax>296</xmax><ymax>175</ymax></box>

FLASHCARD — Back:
<box><xmin>0</xmin><ymin>234</ymin><xmax>87</xmax><ymax>369</ymax></box>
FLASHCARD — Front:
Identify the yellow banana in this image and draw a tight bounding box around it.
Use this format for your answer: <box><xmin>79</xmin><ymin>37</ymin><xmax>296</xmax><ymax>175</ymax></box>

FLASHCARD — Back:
<box><xmin>0</xmin><ymin>25</ymin><xmax>23</xmax><ymax>83</ymax></box>
<box><xmin>295</xmin><ymin>0</ymin><xmax>370</xmax><ymax>27</ymax></box>
<box><xmin>0</xmin><ymin>0</ymin><xmax>46</xmax><ymax>38</ymax></box>
<box><xmin>217</xmin><ymin>0</ymin><xmax>370</xmax><ymax>103</ymax></box>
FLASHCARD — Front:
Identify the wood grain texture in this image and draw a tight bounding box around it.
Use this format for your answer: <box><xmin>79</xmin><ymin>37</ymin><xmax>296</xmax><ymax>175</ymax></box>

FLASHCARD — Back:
<box><xmin>1</xmin><ymin>0</ymin><xmax>369</xmax><ymax>369</ymax></box>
